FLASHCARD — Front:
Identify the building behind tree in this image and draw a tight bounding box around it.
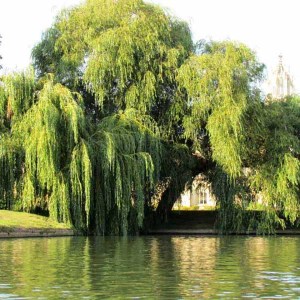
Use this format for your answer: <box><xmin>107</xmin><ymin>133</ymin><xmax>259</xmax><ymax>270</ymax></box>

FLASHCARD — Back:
<box><xmin>267</xmin><ymin>55</ymin><xmax>295</xmax><ymax>99</ymax></box>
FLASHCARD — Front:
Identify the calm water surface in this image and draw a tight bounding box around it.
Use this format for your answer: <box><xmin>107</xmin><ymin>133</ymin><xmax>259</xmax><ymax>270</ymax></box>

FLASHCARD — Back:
<box><xmin>0</xmin><ymin>236</ymin><xmax>300</xmax><ymax>299</ymax></box>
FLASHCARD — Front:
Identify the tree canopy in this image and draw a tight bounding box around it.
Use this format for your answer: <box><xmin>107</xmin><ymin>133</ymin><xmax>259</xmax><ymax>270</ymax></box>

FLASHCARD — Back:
<box><xmin>0</xmin><ymin>0</ymin><xmax>299</xmax><ymax>234</ymax></box>
<box><xmin>32</xmin><ymin>0</ymin><xmax>193</xmax><ymax>136</ymax></box>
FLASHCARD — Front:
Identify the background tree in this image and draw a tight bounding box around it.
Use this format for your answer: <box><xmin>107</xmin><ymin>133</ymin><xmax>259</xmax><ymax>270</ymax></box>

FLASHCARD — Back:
<box><xmin>177</xmin><ymin>40</ymin><xmax>265</xmax><ymax>178</ymax></box>
<box><xmin>248</xmin><ymin>97</ymin><xmax>300</xmax><ymax>232</ymax></box>
<box><xmin>177</xmin><ymin>41</ymin><xmax>300</xmax><ymax>232</ymax></box>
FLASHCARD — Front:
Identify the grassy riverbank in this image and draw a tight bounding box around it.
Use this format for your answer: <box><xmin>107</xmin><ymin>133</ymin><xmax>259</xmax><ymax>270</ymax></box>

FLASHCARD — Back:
<box><xmin>0</xmin><ymin>210</ymin><xmax>75</xmax><ymax>237</ymax></box>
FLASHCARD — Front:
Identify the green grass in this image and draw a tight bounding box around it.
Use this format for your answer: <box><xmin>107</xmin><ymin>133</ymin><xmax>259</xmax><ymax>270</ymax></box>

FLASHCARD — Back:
<box><xmin>0</xmin><ymin>210</ymin><xmax>73</xmax><ymax>232</ymax></box>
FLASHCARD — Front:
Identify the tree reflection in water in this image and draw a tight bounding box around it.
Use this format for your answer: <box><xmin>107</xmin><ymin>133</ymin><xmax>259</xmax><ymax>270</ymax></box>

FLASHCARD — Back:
<box><xmin>0</xmin><ymin>236</ymin><xmax>300</xmax><ymax>299</ymax></box>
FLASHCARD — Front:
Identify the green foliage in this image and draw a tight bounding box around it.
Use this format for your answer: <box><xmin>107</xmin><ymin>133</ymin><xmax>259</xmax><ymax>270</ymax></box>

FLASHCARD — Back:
<box><xmin>32</xmin><ymin>0</ymin><xmax>192</xmax><ymax>134</ymax></box>
<box><xmin>28</xmin><ymin>0</ymin><xmax>195</xmax><ymax>234</ymax></box>
<box><xmin>154</xmin><ymin>142</ymin><xmax>198</xmax><ymax>223</ymax></box>
<box><xmin>32</xmin><ymin>27</ymin><xmax>73</xmax><ymax>82</ymax></box>
<box><xmin>212</xmin><ymin>96</ymin><xmax>300</xmax><ymax>233</ymax></box>
<box><xmin>91</xmin><ymin>110</ymin><xmax>162</xmax><ymax>234</ymax></box>
<box><xmin>0</xmin><ymin>69</ymin><xmax>36</xmax><ymax>210</ymax></box>
<box><xmin>178</xmin><ymin>41</ymin><xmax>265</xmax><ymax>178</ymax></box>
<box><xmin>0</xmin><ymin>70</ymin><xmax>163</xmax><ymax>234</ymax></box>
<box><xmin>13</xmin><ymin>76</ymin><xmax>89</xmax><ymax>226</ymax></box>
<box><xmin>250</xmin><ymin>97</ymin><xmax>300</xmax><ymax>228</ymax></box>
<box><xmin>0</xmin><ymin>68</ymin><xmax>35</xmax><ymax>122</ymax></box>
<box><xmin>1</xmin><ymin>1</ymin><xmax>300</xmax><ymax>236</ymax></box>
<box><xmin>0</xmin><ymin>133</ymin><xmax>21</xmax><ymax>210</ymax></box>
<box><xmin>211</xmin><ymin>168</ymin><xmax>246</xmax><ymax>233</ymax></box>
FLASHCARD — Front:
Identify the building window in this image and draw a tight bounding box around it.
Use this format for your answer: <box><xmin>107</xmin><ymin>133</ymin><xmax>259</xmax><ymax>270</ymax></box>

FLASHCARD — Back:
<box><xmin>198</xmin><ymin>188</ymin><xmax>207</xmax><ymax>205</ymax></box>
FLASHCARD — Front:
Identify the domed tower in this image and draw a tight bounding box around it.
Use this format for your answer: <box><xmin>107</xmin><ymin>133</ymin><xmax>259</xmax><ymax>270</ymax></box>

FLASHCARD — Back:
<box><xmin>268</xmin><ymin>55</ymin><xmax>294</xmax><ymax>99</ymax></box>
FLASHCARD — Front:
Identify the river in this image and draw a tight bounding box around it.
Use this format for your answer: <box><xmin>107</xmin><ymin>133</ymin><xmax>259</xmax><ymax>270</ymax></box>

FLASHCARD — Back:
<box><xmin>0</xmin><ymin>236</ymin><xmax>300</xmax><ymax>299</ymax></box>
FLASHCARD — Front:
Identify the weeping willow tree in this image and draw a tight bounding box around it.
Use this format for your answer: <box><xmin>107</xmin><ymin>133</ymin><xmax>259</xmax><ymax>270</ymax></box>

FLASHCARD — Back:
<box><xmin>29</xmin><ymin>0</ymin><xmax>195</xmax><ymax>233</ymax></box>
<box><xmin>177</xmin><ymin>41</ymin><xmax>265</xmax><ymax>178</ymax></box>
<box><xmin>0</xmin><ymin>0</ymin><xmax>192</xmax><ymax>235</ymax></box>
<box><xmin>90</xmin><ymin>110</ymin><xmax>162</xmax><ymax>235</ymax></box>
<box><xmin>247</xmin><ymin>97</ymin><xmax>300</xmax><ymax>232</ymax></box>
<box><xmin>2</xmin><ymin>73</ymin><xmax>92</xmax><ymax>228</ymax></box>
<box><xmin>32</xmin><ymin>0</ymin><xmax>192</xmax><ymax>132</ymax></box>
<box><xmin>2</xmin><ymin>0</ymin><xmax>300</xmax><ymax>235</ymax></box>
<box><xmin>0</xmin><ymin>69</ymin><xmax>36</xmax><ymax>210</ymax></box>
<box><xmin>0</xmin><ymin>71</ymin><xmax>163</xmax><ymax>234</ymax></box>
<box><xmin>175</xmin><ymin>41</ymin><xmax>263</xmax><ymax>231</ymax></box>
<box><xmin>177</xmin><ymin>41</ymin><xmax>300</xmax><ymax>233</ymax></box>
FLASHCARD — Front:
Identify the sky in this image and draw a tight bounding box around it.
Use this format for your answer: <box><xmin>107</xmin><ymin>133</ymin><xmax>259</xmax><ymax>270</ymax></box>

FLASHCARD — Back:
<box><xmin>0</xmin><ymin>0</ymin><xmax>299</xmax><ymax>92</ymax></box>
